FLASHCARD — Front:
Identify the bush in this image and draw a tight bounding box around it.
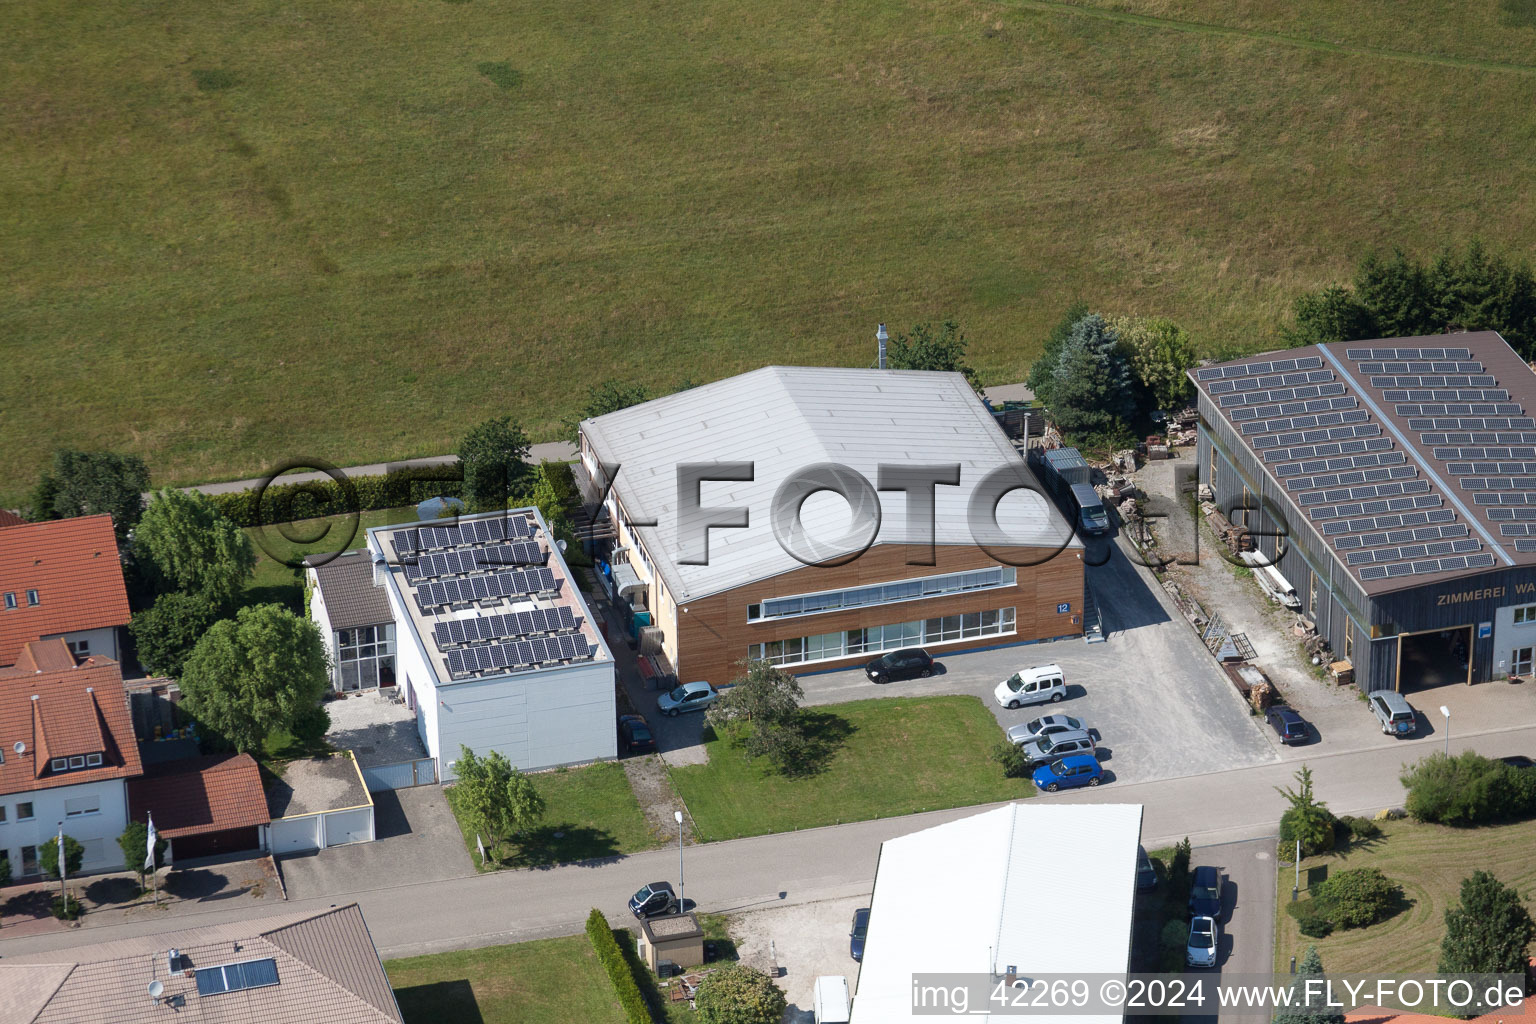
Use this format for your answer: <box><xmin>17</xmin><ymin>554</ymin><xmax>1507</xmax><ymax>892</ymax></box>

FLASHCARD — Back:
<box><xmin>1157</xmin><ymin>918</ymin><xmax>1187</xmax><ymax>971</ymax></box>
<box><xmin>694</xmin><ymin>963</ymin><xmax>786</xmax><ymax>1024</ymax></box>
<box><xmin>50</xmin><ymin>894</ymin><xmax>84</xmax><ymax>921</ymax></box>
<box><xmin>1286</xmin><ymin>899</ymin><xmax>1335</xmax><ymax>938</ymax></box>
<box><xmin>1167</xmin><ymin>837</ymin><xmax>1193</xmax><ymax>907</ymax></box>
<box><xmin>205</xmin><ymin>465</ymin><xmax>470</xmax><ymax>528</ymax></box>
<box><xmin>1335</xmin><ymin>815</ymin><xmax>1383</xmax><ymax>843</ymax></box>
<box><xmin>992</xmin><ymin>741</ymin><xmax>1030</xmax><ymax>779</ymax></box>
<box><xmin>585</xmin><ymin>908</ymin><xmax>651</xmax><ymax>1024</ymax></box>
<box><xmin>1312</xmin><ymin>867</ymin><xmax>1400</xmax><ymax>929</ymax></box>
<box><xmin>1402</xmin><ymin>752</ymin><xmax>1536</xmax><ymax>825</ymax></box>
<box><xmin>1280</xmin><ymin>805</ymin><xmax>1336</xmax><ymax>856</ymax></box>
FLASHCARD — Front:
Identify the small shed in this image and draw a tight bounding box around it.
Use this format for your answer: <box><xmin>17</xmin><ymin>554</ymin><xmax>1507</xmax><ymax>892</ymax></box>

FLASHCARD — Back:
<box><xmin>638</xmin><ymin>912</ymin><xmax>705</xmax><ymax>972</ymax></box>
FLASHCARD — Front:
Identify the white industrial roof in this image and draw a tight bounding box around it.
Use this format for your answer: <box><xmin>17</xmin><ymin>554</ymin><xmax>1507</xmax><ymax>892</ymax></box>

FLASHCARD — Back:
<box><xmin>850</xmin><ymin>802</ymin><xmax>1143</xmax><ymax>1024</ymax></box>
<box><xmin>581</xmin><ymin>367</ymin><xmax>1077</xmax><ymax>604</ymax></box>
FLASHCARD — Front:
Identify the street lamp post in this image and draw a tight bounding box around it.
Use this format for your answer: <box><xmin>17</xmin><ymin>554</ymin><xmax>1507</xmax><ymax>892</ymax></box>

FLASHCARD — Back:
<box><xmin>876</xmin><ymin>324</ymin><xmax>888</xmax><ymax>370</ymax></box>
<box><xmin>1440</xmin><ymin>705</ymin><xmax>1451</xmax><ymax>758</ymax></box>
<box><xmin>674</xmin><ymin>810</ymin><xmax>685</xmax><ymax>912</ymax></box>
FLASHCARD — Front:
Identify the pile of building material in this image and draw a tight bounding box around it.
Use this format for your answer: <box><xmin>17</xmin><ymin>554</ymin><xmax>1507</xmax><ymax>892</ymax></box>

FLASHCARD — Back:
<box><xmin>1201</xmin><ymin>501</ymin><xmax>1249</xmax><ymax>551</ymax></box>
<box><xmin>1224</xmin><ymin>663</ymin><xmax>1276</xmax><ymax>711</ymax></box>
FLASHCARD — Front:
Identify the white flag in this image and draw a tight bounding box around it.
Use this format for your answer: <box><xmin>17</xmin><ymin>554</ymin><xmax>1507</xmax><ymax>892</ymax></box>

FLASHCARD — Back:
<box><xmin>145</xmin><ymin>813</ymin><xmax>158</xmax><ymax>871</ymax></box>
<box><xmin>57</xmin><ymin>823</ymin><xmax>66</xmax><ymax>881</ymax></box>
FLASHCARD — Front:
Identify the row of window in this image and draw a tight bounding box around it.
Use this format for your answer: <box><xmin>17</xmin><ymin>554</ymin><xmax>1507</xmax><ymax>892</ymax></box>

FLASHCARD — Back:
<box><xmin>748</xmin><ymin>608</ymin><xmax>1017</xmax><ymax>668</ymax></box>
<box><xmin>49</xmin><ymin>753</ymin><xmax>104</xmax><ymax>773</ymax></box>
<box><xmin>2</xmin><ymin>589</ymin><xmax>40</xmax><ymax>610</ymax></box>
<box><xmin>0</xmin><ymin>795</ymin><xmax>99</xmax><ymax>823</ymax></box>
<box><xmin>748</xmin><ymin>568</ymin><xmax>1016</xmax><ymax>622</ymax></box>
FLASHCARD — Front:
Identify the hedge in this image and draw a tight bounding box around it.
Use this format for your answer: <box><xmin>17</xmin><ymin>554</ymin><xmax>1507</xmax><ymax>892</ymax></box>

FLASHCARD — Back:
<box><xmin>585</xmin><ymin>908</ymin><xmax>653</xmax><ymax>1024</ymax></box>
<box><xmin>1402</xmin><ymin>752</ymin><xmax>1536</xmax><ymax>825</ymax></box>
<box><xmin>205</xmin><ymin>465</ymin><xmax>467</xmax><ymax>528</ymax></box>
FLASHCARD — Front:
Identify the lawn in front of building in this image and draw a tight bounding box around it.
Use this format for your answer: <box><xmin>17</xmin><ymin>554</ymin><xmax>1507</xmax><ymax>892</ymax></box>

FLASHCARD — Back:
<box><xmin>668</xmin><ymin>696</ymin><xmax>1030</xmax><ymax>842</ymax></box>
<box><xmin>387</xmin><ymin>934</ymin><xmax>626</xmax><ymax>1024</ymax></box>
<box><xmin>241</xmin><ymin>506</ymin><xmax>420</xmax><ymax>611</ymax></box>
<box><xmin>1273</xmin><ymin>816</ymin><xmax>1536</xmax><ymax>974</ymax></box>
<box><xmin>448</xmin><ymin>759</ymin><xmax>661</xmax><ymax>870</ymax></box>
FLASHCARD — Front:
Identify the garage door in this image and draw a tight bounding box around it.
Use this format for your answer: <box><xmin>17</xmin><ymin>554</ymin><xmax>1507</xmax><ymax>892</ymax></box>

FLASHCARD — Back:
<box><xmin>323</xmin><ymin>808</ymin><xmax>373</xmax><ymax>847</ymax></box>
<box><xmin>270</xmin><ymin>816</ymin><xmax>320</xmax><ymax>854</ymax></box>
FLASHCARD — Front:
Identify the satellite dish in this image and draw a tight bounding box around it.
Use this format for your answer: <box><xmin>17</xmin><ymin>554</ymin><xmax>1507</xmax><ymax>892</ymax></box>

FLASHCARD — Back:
<box><xmin>148</xmin><ymin>980</ymin><xmax>164</xmax><ymax>1002</ymax></box>
<box><xmin>12</xmin><ymin>741</ymin><xmax>23</xmax><ymax>755</ymax></box>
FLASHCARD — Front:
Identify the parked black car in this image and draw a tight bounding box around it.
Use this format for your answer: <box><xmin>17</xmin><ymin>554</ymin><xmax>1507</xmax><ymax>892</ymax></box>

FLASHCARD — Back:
<box><xmin>1265</xmin><ymin>706</ymin><xmax>1309</xmax><ymax>745</ymax></box>
<box><xmin>1136</xmin><ymin>846</ymin><xmax>1158</xmax><ymax>891</ymax></box>
<box><xmin>1188</xmin><ymin>865</ymin><xmax>1222</xmax><ymax>919</ymax></box>
<box><xmin>1501</xmin><ymin>755</ymin><xmax>1536</xmax><ymax>770</ymax></box>
<box><xmin>618</xmin><ymin>714</ymin><xmax>656</xmax><ymax>755</ymax></box>
<box><xmin>865</xmin><ymin>648</ymin><xmax>934</xmax><ymax>684</ymax></box>
<box><xmin>849</xmin><ymin>907</ymin><xmax>870</xmax><ymax>961</ymax></box>
<box><xmin>629</xmin><ymin>881</ymin><xmax>679</xmax><ymax>919</ymax></box>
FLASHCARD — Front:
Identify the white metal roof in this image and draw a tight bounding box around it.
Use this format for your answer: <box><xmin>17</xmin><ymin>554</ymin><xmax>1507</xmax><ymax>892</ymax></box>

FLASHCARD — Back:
<box><xmin>581</xmin><ymin>366</ymin><xmax>1077</xmax><ymax>604</ymax></box>
<box><xmin>850</xmin><ymin>802</ymin><xmax>1143</xmax><ymax>1024</ymax></box>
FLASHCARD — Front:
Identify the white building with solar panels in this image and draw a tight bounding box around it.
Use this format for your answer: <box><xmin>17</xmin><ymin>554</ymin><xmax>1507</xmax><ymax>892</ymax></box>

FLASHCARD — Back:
<box><xmin>364</xmin><ymin>508</ymin><xmax>615</xmax><ymax>780</ymax></box>
<box><xmin>1192</xmin><ymin>331</ymin><xmax>1536</xmax><ymax>694</ymax></box>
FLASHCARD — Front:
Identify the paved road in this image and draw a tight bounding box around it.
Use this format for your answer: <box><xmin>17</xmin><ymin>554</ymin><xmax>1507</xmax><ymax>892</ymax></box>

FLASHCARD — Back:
<box><xmin>150</xmin><ymin>442</ymin><xmax>579</xmax><ymax>497</ymax></box>
<box><xmin>7</xmin><ymin>719</ymin><xmax>1536</xmax><ymax>962</ymax></box>
<box><xmin>1194</xmin><ymin>838</ymin><xmax>1279</xmax><ymax>1023</ymax></box>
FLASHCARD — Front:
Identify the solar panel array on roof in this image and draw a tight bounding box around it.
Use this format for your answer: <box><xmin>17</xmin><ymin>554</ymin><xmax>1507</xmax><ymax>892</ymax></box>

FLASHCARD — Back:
<box><xmin>1345</xmin><ymin>538</ymin><xmax>1481</xmax><ymax>565</ymax></box>
<box><xmin>1475</xmin><ymin>493</ymin><xmax>1536</xmax><ymax>505</ymax></box>
<box><xmin>1357</xmin><ymin>551</ymin><xmax>1497</xmax><ymax>581</ymax></box>
<box><xmin>1410</xmin><ymin>417</ymin><xmax>1536</xmax><ymax>431</ymax></box>
<box><xmin>1263</xmin><ymin>437</ymin><xmax>1394</xmax><ymax>463</ymax></box>
<box><xmin>1275</xmin><ymin>448</ymin><xmax>1406</xmax><ymax>477</ymax></box>
<box><xmin>1286</xmin><ymin>464</ymin><xmax>1417</xmax><ymax>492</ymax></box>
<box><xmin>1358</xmin><ymin>361</ymin><xmax>1485</xmax><ymax>374</ymax></box>
<box><xmin>1320</xmin><ymin>507</ymin><xmax>1457</xmax><ymax>536</ymax></box>
<box><xmin>1252</xmin><ymin>424</ymin><xmax>1381</xmax><ymax>450</ymax></box>
<box><xmin>1241</xmin><ymin>409</ymin><xmax>1370</xmax><ymax>436</ymax></box>
<box><xmin>1334</xmin><ymin>523</ymin><xmax>1468</xmax><ymax>550</ymax></box>
<box><xmin>1396</xmin><ymin>402</ymin><xmax>1523</xmax><ymax>416</ymax></box>
<box><xmin>433</xmin><ymin>606</ymin><xmax>578</xmax><ymax>648</ymax></box>
<box><xmin>392</xmin><ymin>515</ymin><xmax>537</xmax><ymax>556</ymax></box>
<box><xmin>1434</xmin><ymin>446</ymin><xmax>1536</xmax><ymax>460</ymax></box>
<box><xmin>1208</xmin><ymin>373</ymin><xmax>1336</xmax><ymax>399</ymax></box>
<box><xmin>414</xmin><ymin>567</ymin><xmax>558</xmax><ymax>611</ymax></box>
<box><xmin>1308</xmin><ymin>493</ymin><xmax>1442</xmax><ymax>521</ymax></box>
<box><xmin>1489</xmin><ymin>507</ymin><xmax>1536</xmax><ymax>520</ymax></box>
<box><xmin>1227</xmin><ymin>395</ymin><xmax>1353</xmax><ymax>419</ymax></box>
<box><xmin>1517</xmin><ymin>539</ymin><xmax>1536</xmax><ymax>552</ymax></box>
<box><xmin>444</xmin><ymin>633</ymin><xmax>595</xmax><ymax>678</ymax></box>
<box><xmin>1194</xmin><ymin>355</ymin><xmax>1326</xmax><ymax>380</ymax></box>
<box><xmin>1345</xmin><ymin>347</ymin><xmax>1473</xmax><ymax>360</ymax></box>
<box><xmin>1387</xmin><ymin>389</ymin><xmax>1510</xmax><ymax>403</ymax></box>
<box><xmin>1297</xmin><ymin>479</ymin><xmax>1430</xmax><ymax>507</ymax></box>
<box><xmin>1371</xmin><ymin>375</ymin><xmax>1496</xmax><ymax>388</ymax></box>
<box><xmin>403</xmin><ymin>542</ymin><xmax>546</xmax><ymax>581</ymax></box>
<box><xmin>1458</xmin><ymin>476</ymin><xmax>1536</xmax><ymax>490</ymax></box>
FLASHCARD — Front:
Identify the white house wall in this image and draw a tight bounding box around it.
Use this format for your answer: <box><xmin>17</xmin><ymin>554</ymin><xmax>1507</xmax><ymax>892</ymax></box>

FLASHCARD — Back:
<box><xmin>41</xmin><ymin>625</ymin><xmax>119</xmax><ymax>663</ymax></box>
<box><xmin>0</xmin><ymin>778</ymin><xmax>129</xmax><ymax>875</ymax></box>
<box><xmin>438</xmin><ymin>660</ymin><xmax>616</xmax><ymax>781</ymax></box>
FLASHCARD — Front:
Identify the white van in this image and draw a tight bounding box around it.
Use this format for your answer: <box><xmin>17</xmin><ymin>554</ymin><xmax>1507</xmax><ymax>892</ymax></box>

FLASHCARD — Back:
<box><xmin>813</xmin><ymin>975</ymin><xmax>851</xmax><ymax>1024</ymax></box>
<box><xmin>993</xmin><ymin>664</ymin><xmax>1068</xmax><ymax>709</ymax></box>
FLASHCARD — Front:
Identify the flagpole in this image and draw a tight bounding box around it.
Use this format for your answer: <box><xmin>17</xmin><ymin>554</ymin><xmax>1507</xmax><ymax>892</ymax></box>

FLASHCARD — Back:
<box><xmin>147</xmin><ymin>813</ymin><xmax>159</xmax><ymax>907</ymax></box>
<box><xmin>57</xmin><ymin>823</ymin><xmax>67</xmax><ymax>917</ymax></box>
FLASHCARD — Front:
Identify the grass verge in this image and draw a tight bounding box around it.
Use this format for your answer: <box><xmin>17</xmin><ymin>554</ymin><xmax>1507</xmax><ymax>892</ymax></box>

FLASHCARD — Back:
<box><xmin>668</xmin><ymin>696</ymin><xmax>1030</xmax><ymax>842</ymax></box>
<box><xmin>387</xmin><ymin>934</ymin><xmax>626</xmax><ymax>1024</ymax></box>
<box><xmin>449</xmin><ymin>760</ymin><xmax>660</xmax><ymax>869</ymax></box>
<box><xmin>1273</xmin><ymin>816</ymin><xmax>1536</xmax><ymax>973</ymax></box>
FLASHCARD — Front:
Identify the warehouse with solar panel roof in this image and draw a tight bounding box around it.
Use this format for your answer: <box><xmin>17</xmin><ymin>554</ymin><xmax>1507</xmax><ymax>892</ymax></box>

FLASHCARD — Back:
<box><xmin>1192</xmin><ymin>331</ymin><xmax>1536</xmax><ymax>694</ymax></box>
<box><xmin>363</xmin><ymin>507</ymin><xmax>614</xmax><ymax>780</ymax></box>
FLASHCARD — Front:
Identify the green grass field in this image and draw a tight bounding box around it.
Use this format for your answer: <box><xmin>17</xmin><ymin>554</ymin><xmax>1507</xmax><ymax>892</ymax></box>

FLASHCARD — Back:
<box><xmin>668</xmin><ymin>695</ymin><xmax>1030</xmax><ymax>841</ymax></box>
<box><xmin>242</xmin><ymin>506</ymin><xmax>419</xmax><ymax>611</ymax></box>
<box><xmin>448</xmin><ymin>760</ymin><xmax>661</xmax><ymax>869</ymax></box>
<box><xmin>7</xmin><ymin>0</ymin><xmax>1536</xmax><ymax>501</ymax></box>
<box><xmin>1273</xmin><ymin>817</ymin><xmax>1536</xmax><ymax>974</ymax></box>
<box><xmin>387</xmin><ymin>934</ymin><xmax>626</xmax><ymax>1024</ymax></box>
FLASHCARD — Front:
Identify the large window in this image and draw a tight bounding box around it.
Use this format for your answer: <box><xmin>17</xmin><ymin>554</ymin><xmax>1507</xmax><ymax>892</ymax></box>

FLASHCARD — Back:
<box><xmin>1514</xmin><ymin>604</ymin><xmax>1536</xmax><ymax>625</ymax></box>
<box><xmin>748</xmin><ymin>608</ymin><xmax>1016</xmax><ymax>668</ymax></box>
<box><xmin>748</xmin><ymin>568</ymin><xmax>1016</xmax><ymax>622</ymax></box>
<box><xmin>336</xmin><ymin>624</ymin><xmax>396</xmax><ymax>691</ymax></box>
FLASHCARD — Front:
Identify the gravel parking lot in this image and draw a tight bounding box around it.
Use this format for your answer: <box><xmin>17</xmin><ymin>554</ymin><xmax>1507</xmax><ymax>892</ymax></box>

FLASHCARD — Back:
<box><xmin>729</xmin><ymin>894</ymin><xmax>868</xmax><ymax>1023</ymax></box>
<box><xmin>798</xmin><ymin>541</ymin><xmax>1278</xmax><ymax>787</ymax></box>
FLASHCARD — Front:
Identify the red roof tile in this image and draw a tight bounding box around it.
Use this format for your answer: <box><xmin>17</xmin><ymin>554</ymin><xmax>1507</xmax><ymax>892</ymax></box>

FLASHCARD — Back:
<box><xmin>0</xmin><ymin>656</ymin><xmax>143</xmax><ymax>796</ymax></box>
<box><xmin>0</xmin><ymin>515</ymin><xmax>130</xmax><ymax>666</ymax></box>
<box><xmin>1</xmin><ymin>637</ymin><xmax>82</xmax><ymax>676</ymax></box>
<box><xmin>0</xmin><ymin>509</ymin><xmax>26</xmax><ymax>529</ymax></box>
<box><xmin>128</xmin><ymin>753</ymin><xmax>270</xmax><ymax>837</ymax></box>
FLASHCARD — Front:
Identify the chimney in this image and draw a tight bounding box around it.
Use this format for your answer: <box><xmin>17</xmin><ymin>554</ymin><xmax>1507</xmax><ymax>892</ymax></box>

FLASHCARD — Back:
<box><xmin>372</xmin><ymin>554</ymin><xmax>387</xmax><ymax>588</ymax></box>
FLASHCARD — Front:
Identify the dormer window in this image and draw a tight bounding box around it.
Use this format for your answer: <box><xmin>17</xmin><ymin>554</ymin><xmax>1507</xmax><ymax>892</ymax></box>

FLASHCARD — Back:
<box><xmin>2</xmin><ymin>593</ymin><xmax>14</xmax><ymax>610</ymax></box>
<box><xmin>26</xmin><ymin>589</ymin><xmax>39</xmax><ymax>606</ymax></box>
<box><xmin>86</xmin><ymin>752</ymin><xmax>102</xmax><ymax>767</ymax></box>
<box><xmin>49</xmin><ymin>753</ymin><xmax>104</xmax><ymax>774</ymax></box>
<box><xmin>50</xmin><ymin>757</ymin><xmax>67</xmax><ymax>772</ymax></box>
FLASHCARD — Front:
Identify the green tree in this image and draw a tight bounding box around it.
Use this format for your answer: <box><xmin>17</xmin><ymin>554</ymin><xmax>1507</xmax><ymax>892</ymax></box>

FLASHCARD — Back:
<box><xmin>133</xmin><ymin>488</ymin><xmax>256</xmax><ymax>612</ymax></box>
<box><xmin>1400</xmin><ymin>751</ymin><xmax>1535</xmax><ymax>825</ymax></box>
<box><xmin>1273</xmin><ymin>946</ymin><xmax>1345</xmax><ymax>1024</ymax></box>
<box><xmin>530</xmin><ymin>462</ymin><xmax>573</xmax><ymax>536</ymax></box>
<box><xmin>458</xmin><ymin>416</ymin><xmax>533</xmax><ymax>512</ymax></box>
<box><xmin>1285</xmin><ymin>284</ymin><xmax>1378</xmax><ymax>345</ymax></box>
<box><xmin>178</xmin><ymin>604</ymin><xmax>329</xmax><ymax>753</ymax></box>
<box><xmin>129</xmin><ymin>592</ymin><xmax>221</xmax><ymax>678</ymax></box>
<box><xmin>1438</xmin><ymin>870</ymin><xmax>1536</xmax><ymax>976</ymax></box>
<box><xmin>118</xmin><ymin>820</ymin><xmax>169</xmax><ymax>883</ymax></box>
<box><xmin>1108</xmin><ymin>315</ymin><xmax>1200</xmax><ymax>412</ymax></box>
<box><xmin>1042</xmin><ymin>313</ymin><xmax>1136</xmax><ymax>437</ymax></box>
<box><xmin>707</xmin><ymin>660</ymin><xmax>811</xmax><ymax>775</ymax></box>
<box><xmin>693</xmin><ymin>963</ymin><xmax>787</xmax><ymax>1024</ymax></box>
<box><xmin>565</xmin><ymin>379</ymin><xmax>652</xmax><ymax>442</ymax></box>
<box><xmin>40</xmin><ymin>833</ymin><xmax>84</xmax><ymax>881</ymax></box>
<box><xmin>1027</xmin><ymin>302</ymin><xmax>1090</xmax><ymax>399</ymax></box>
<box><xmin>452</xmin><ymin>746</ymin><xmax>546</xmax><ymax>859</ymax></box>
<box><xmin>886</xmin><ymin>318</ymin><xmax>983</xmax><ymax>393</ymax></box>
<box><xmin>28</xmin><ymin>449</ymin><xmax>152</xmax><ymax>540</ymax></box>
<box><xmin>1353</xmin><ymin>249</ymin><xmax>1433</xmax><ymax>338</ymax></box>
<box><xmin>289</xmin><ymin>703</ymin><xmax>333</xmax><ymax>747</ymax></box>
<box><xmin>1278</xmin><ymin>765</ymin><xmax>1336</xmax><ymax>856</ymax></box>
<box><xmin>0</xmin><ymin>853</ymin><xmax>10</xmax><ymax>887</ymax></box>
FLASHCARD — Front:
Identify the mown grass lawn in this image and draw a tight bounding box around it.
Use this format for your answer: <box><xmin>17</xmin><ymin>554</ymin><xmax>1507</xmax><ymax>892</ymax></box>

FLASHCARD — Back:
<box><xmin>241</xmin><ymin>507</ymin><xmax>419</xmax><ymax>611</ymax></box>
<box><xmin>448</xmin><ymin>760</ymin><xmax>660</xmax><ymax>870</ymax></box>
<box><xmin>669</xmin><ymin>696</ymin><xmax>1030</xmax><ymax>842</ymax></box>
<box><xmin>8</xmin><ymin>0</ymin><xmax>1536</xmax><ymax>500</ymax></box>
<box><xmin>1273</xmin><ymin>816</ymin><xmax>1536</xmax><ymax>974</ymax></box>
<box><xmin>387</xmin><ymin>934</ymin><xmax>626</xmax><ymax>1024</ymax></box>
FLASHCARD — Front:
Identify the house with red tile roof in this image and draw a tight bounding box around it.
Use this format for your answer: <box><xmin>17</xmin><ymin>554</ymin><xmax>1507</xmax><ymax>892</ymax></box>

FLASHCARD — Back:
<box><xmin>0</xmin><ymin>514</ymin><xmax>131</xmax><ymax>667</ymax></box>
<box><xmin>128</xmin><ymin>753</ymin><xmax>270</xmax><ymax>860</ymax></box>
<box><xmin>0</xmin><ymin>640</ymin><xmax>144</xmax><ymax>877</ymax></box>
<box><xmin>0</xmin><ymin>508</ymin><xmax>26</xmax><ymax>529</ymax></box>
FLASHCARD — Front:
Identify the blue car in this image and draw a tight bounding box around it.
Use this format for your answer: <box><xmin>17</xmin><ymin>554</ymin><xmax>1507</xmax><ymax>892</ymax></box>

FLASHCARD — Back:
<box><xmin>1032</xmin><ymin>754</ymin><xmax>1102</xmax><ymax>792</ymax></box>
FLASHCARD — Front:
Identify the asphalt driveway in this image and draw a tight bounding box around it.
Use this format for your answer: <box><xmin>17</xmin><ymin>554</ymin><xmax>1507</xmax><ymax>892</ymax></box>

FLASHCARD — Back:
<box><xmin>798</xmin><ymin>541</ymin><xmax>1277</xmax><ymax>786</ymax></box>
<box><xmin>1191</xmin><ymin>837</ymin><xmax>1279</xmax><ymax>1023</ymax></box>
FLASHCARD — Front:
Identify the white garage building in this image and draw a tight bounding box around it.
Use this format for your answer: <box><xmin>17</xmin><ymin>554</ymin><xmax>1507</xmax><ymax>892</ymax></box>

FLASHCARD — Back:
<box><xmin>852</xmin><ymin>802</ymin><xmax>1144</xmax><ymax>1024</ymax></box>
<box><xmin>367</xmin><ymin>508</ymin><xmax>615</xmax><ymax>781</ymax></box>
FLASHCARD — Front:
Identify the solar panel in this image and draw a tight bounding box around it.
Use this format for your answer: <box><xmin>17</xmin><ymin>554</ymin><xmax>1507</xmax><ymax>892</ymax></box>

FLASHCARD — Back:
<box><xmin>1196</xmin><ymin>355</ymin><xmax>1324</xmax><ymax>381</ymax></box>
<box><xmin>1517</xmin><ymin>540</ymin><xmax>1536</xmax><ymax>552</ymax></box>
<box><xmin>1370</xmin><ymin>375</ymin><xmax>1496</xmax><ymax>389</ymax></box>
<box><xmin>1385</xmin><ymin>389</ymin><xmax>1510</xmax><ymax>404</ymax></box>
<box><xmin>1219</xmin><ymin>383</ymin><xmax>1348</xmax><ymax>408</ymax></box>
<box><xmin>1345</xmin><ymin>347</ymin><xmax>1472</xmax><ymax>360</ymax></box>
<box><xmin>1359</xmin><ymin>361</ymin><xmax>1485</xmax><ymax>374</ymax></box>
<box><xmin>1346</xmin><ymin>538</ymin><xmax>1480</xmax><ymax>565</ymax></box>
<box><xmin>1475</xmin><ymin>493</ymin><xmax>1536</xmax><ymax>505</ymax></box>
<box><xmin>1242</xmin><ymin>410</ymin><xmax>1369</xmax><ymax>436</ymax></box>
<box><xmin>415</xmin><ymin>567</ymin><xmax>560</xmax><ymax>610</ymax></box>
<box><xmin>443</xmin><ymin>633</ymin><xmax>595</xmax><ymax>678</ymax></box>
<box><xmin>432</xmin><ymin>606</ymin><xmax>579</xmax><ymax>647</ymax></box>
<box><xmin>1397</xmin><ymin>403</ymin><xmax>1524</xmax><ymax>417</ymax></box>
<box><xmin>1285</xmin><ymin>465</ymin><xmax>1417</xmax><ymax>492</ymax></box>
<box><xmin>1459</xmin><ymin>476</ymin><xmax>1536</xmax><ymax>491</ymax></box>
<box><xmin>1488</xmin><ymin>508</ymin><xmax>1536</xmax><ymax>520</ymax></box>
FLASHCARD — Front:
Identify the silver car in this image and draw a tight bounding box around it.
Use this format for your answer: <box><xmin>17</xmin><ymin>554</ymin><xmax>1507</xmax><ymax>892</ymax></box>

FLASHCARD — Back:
<box><xmin>657</xmin><ymin>680</ymin><xmax>718</xmax><ymax>717</ymax></box>
<box><xmin>1006</xmin><ymin>714</ymin><xmax>1085</xmax><ymax>747</ymax></box>
<box><xmin>1018</xmin><ymin>729</ymin><xmax>1095</xmax><ymax>768</ymax></box>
